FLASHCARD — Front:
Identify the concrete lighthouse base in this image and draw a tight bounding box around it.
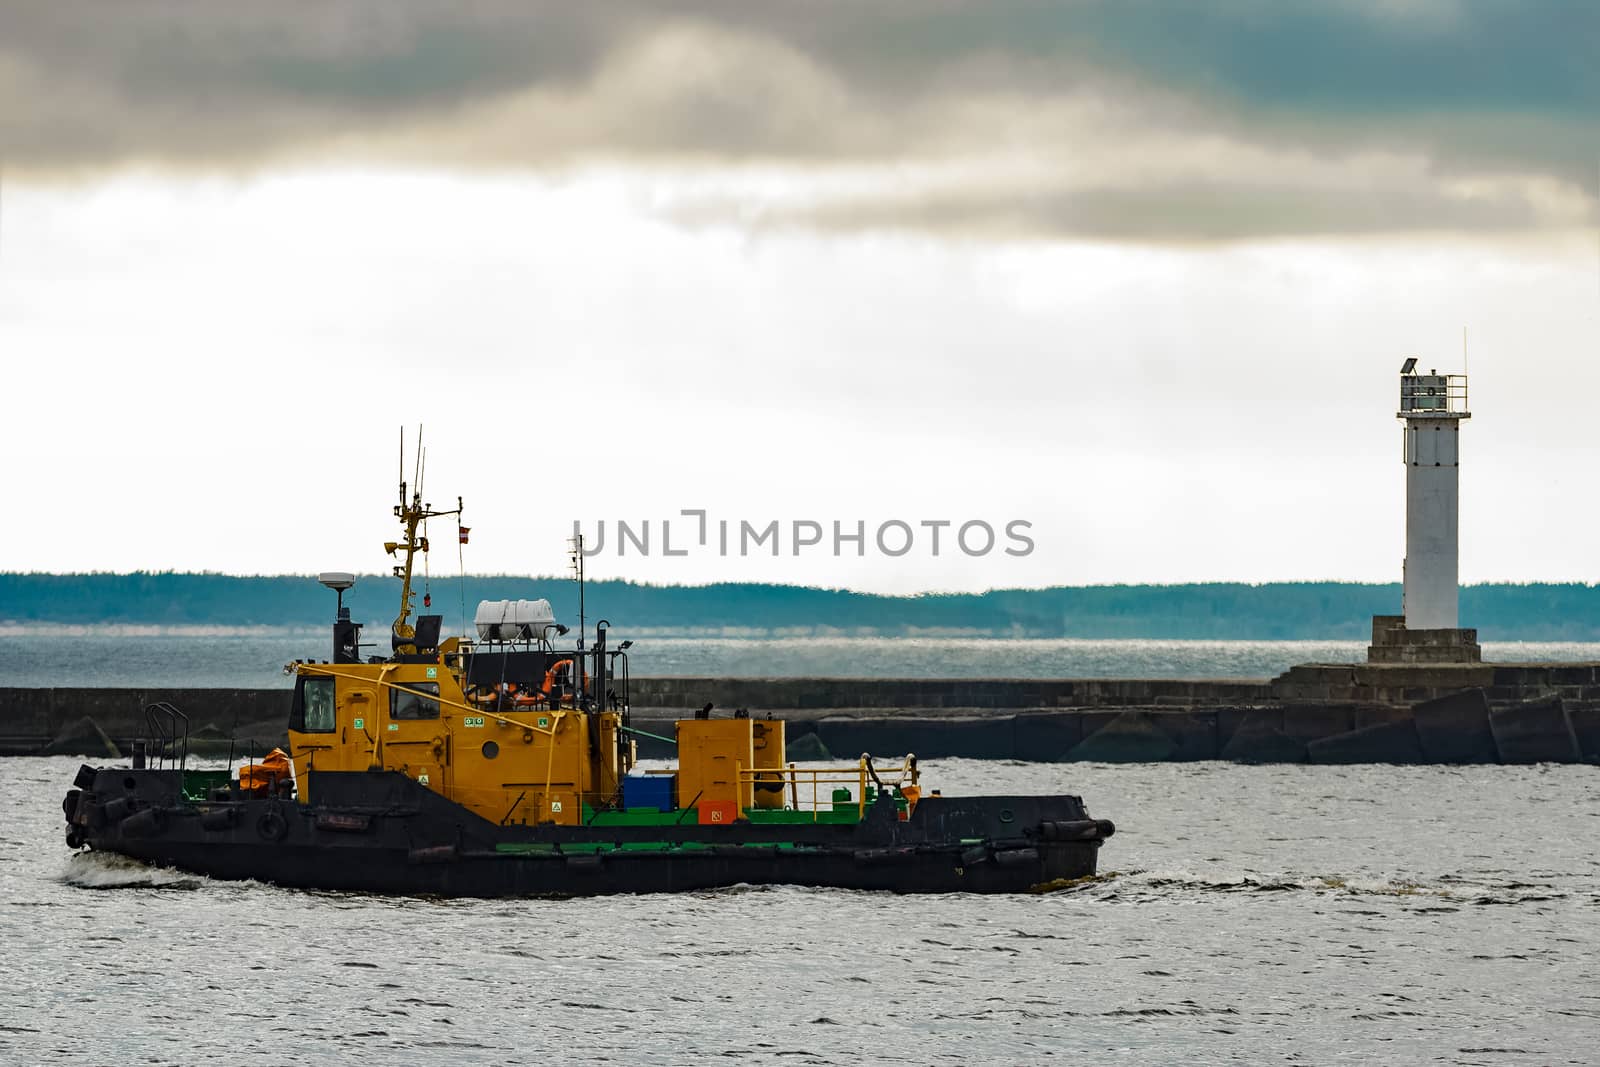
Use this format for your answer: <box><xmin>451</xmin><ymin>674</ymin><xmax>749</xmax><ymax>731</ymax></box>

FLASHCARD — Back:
<box><xmin>1367</xmin><ymin>614</ymin><xmax>1482</xmax><ymax>664</ymax></box>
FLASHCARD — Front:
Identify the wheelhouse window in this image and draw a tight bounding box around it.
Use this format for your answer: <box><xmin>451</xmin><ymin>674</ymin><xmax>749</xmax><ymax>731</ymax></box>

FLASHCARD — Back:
<box><xmin>291</xmin><ymin>676</ymin><xmax>336</xmax><ymax>732</ymax></box>
<box><xmin>391</xmin><ymin>682</ymin><xmax>440</xmax><ymax>720</ymax></box>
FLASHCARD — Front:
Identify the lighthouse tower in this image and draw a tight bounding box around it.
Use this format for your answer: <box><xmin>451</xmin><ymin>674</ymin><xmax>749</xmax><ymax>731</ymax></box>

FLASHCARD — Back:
<box><xmin>1370</xmin><ymin>358</ymin><xmax>1481</xmax><ymax>663</ymax></box>
<box><xmin>1400</xmin><ymin>359</ymin><xmax>1469</xmax><ymax>627</ymax></box>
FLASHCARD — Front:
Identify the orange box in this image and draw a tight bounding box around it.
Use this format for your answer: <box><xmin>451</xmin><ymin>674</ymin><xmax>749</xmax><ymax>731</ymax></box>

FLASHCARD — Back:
<box><xmin>697</xmin><ymin>799</ymin><xmax>739</xmax><ymax>826</ymax></box>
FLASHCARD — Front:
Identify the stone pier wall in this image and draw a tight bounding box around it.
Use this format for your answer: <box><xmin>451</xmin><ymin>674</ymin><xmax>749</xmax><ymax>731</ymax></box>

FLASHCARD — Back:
<box><xmin>4</xmin><ymin>662</ymin><xmax>1599</xmax><ymax>764</ymax></box>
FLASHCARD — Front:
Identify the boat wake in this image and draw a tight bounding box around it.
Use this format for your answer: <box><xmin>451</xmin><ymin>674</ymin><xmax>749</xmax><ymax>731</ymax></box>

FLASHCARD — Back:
<box><xmin>60</xmin><ymin>851</ymin><xmax>206</xmax><ymax>890</ymax></box>
<box><xmin>1078</xmin><ymin>869</ymin><xmax>1565</xmax><ymax>905</ymax></box>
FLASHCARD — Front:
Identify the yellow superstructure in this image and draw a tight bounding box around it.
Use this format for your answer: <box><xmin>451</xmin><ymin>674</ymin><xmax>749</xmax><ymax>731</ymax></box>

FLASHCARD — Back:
<box><xmin>288</xmin><ymin>653</ymin><xmax>625</xmax><ymax>826</ymax></box>
<box><xmin>280</xmin><ymin>443</ymin><xmax>856</xmax><ymax>829</ymax></box>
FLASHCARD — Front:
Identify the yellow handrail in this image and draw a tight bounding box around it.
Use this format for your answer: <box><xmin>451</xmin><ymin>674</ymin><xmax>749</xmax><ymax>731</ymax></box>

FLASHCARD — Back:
<box><xmin>736</xmin><ymin>755</ymin><xmax>919</xmax><ymax>821</ymax></box>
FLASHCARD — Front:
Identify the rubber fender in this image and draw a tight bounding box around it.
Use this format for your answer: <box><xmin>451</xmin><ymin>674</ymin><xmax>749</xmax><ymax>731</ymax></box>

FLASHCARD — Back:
<box><xmin>74</xmin><ymin>764</ymin><xmax>98</xmax><ymax>791</ymax></box>
<box><xmin>79</xmin><ymin>799</ymin><xmax>105</xmax><ymax>829</ymax></box>
<box><xmin>200</xmin><ymin>807</ymin><xmax>239</xmax><ymax>832</ymax></box>
<box><xmin>63</xmin><ymin>789</ymin><xmax>81</xmax><ymax>822</ymax></box>
<box><xmin>960</xmin><ymin>845</ymin><xmax>990</xmax><ymax>867</ymax></box>
<box><xmin>102</xmin><ymin>796</ymin><xmax>135</xmax><ymax>824</ymax></box>
<box><xmin>120</xmin><ymin>806</ymin><xmax>167</xmax><ymax>839</ymax></box>
<box><xmin>255</xmin><ymin>808</ymin><xmax>289</xmax><ymax>842</ymax></box>
<box><xmin>992</xmin><ymin>847</ymin><xmax>1041</xmax><ymax>868</ymax></box>
<box><xmin>65</xmin><ymin>830</ymin><xmax>84</xmax><ymax>850</ymax></box>
<box><xmin>1040</xmin><ymin>819</ymin><xmax>1102</xmax><ymax>842</ymax></box>
<box><xmin>565</xmin><ymin>853</ymin><xmax>604</xmax><ymax>871</ymax></box>
<box><xmin>1095</xmin><ymin>819</ymin><xmax>1116</xmax><ymax>839</ymax></box>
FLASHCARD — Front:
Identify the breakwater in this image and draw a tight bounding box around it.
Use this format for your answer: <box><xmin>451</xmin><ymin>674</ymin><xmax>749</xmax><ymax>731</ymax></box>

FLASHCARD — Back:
<box><xmin>5</xmin><ymin>661</ymin><xmax>1599</xmax><ymax>763</ymax></box>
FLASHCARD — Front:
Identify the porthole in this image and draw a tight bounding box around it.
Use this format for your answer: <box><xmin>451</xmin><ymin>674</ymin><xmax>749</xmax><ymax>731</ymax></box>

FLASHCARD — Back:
<box><xmin>481</xmin><ymin>740</ymin><xmax>500</xmax><ymax>760</ymax></box>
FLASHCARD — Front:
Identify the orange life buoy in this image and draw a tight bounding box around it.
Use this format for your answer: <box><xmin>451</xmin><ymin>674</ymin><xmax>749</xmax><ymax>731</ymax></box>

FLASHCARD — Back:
<box><xmin>542</xmin><ymin>659</ymin><xmax>574</xmax><ymax>695</ymax></box>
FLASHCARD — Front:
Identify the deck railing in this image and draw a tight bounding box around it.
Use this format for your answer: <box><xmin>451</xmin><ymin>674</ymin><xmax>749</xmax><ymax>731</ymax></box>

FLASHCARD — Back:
<box><xmin>737</xmin><ymin>754</ymin><xmax>919</xmax><ymax>820</ymax></box>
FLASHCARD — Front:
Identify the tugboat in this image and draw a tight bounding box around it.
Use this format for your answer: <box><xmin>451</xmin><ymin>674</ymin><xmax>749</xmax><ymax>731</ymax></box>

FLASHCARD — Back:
<box><xmin>61</xmin><ymin>457</ymin><xmax>1114</xmax><ymax>896</ymax></box>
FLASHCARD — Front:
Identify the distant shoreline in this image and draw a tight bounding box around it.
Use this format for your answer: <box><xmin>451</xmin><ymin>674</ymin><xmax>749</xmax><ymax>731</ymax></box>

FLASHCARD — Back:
<box><xmin>3</xmin><ymin>574</ymin><xmax>1598</xmax><ymax>641</ymax></box>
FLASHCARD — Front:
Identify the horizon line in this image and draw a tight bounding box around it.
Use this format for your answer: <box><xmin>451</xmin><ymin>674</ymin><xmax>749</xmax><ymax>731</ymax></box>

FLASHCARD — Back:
<box><xmin>3</xmin><ymin>572</ymin><xmax>1597</xmax><ymax>597</ymax></box>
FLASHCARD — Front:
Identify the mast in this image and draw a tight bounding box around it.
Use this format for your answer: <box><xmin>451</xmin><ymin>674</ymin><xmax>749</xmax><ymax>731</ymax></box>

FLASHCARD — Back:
<box><xmin>385</xmin><ymin>426</ymin><xmax>462</xmax><ymax>653</ymax></box>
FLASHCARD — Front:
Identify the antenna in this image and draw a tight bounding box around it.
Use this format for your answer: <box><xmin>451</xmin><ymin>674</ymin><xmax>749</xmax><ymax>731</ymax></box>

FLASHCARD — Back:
<box><xmin>397</xmin><ymin>426</ymin><xmax>405</xmax><ymax>508</ymax></box>
<box><xmin>413</xmin><ymin>425</ymin><xmax>424</xmax><ymax>501</ymax></box>
<box><xmin>569</xmin><ymin>532</ymin><xmax>586</xmax><ymax>652</ymax></box>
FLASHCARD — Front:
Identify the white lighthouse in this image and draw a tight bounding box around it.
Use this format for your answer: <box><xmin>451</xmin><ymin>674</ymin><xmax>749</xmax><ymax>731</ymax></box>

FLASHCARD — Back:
<box><xmin>1368</xmin><ymin>359</ymin><xmax>1480</xmax><ymax>664</ymax></box>
<box><xmin>1399</xmin><ymin>358</ymin><xmax>1469</xmax><ymax>629</ymax></box>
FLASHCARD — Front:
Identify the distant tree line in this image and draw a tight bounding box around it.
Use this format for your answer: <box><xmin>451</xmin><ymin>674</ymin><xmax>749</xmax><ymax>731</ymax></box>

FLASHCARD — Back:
<box><xmin>3</xmin><ymin>573</ymin><xmax>1599</xmax><ymax>640</ymax></box>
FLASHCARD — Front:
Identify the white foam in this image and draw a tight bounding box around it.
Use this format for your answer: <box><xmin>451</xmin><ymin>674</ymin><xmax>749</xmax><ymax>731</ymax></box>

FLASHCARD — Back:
<box><xmin>60</xmin><ymin>851</ymin><xmax>206</xmax><ymax>890</ymax></box>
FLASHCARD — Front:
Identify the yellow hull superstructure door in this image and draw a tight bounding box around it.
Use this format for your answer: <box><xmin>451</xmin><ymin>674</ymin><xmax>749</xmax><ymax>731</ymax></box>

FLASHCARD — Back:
<box><xmin>382</xmin><ymin>671</ymin><xmax>449</xmax><ymax>791</ymax></box>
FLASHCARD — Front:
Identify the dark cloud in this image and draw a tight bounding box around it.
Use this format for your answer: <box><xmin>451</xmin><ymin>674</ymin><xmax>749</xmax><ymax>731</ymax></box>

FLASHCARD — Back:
<box><xmin>1</xmin><ymin>1</ymin><xmax>1593</xmax><ymax>237</ymax></box>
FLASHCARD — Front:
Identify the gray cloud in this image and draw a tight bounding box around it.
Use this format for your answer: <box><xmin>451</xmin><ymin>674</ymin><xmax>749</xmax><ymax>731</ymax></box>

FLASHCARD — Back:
<box><xmin>723</xmin><ymin>177</ymin><xmax>1551</xmax><ymax>244</ymax></box>
<box><xmin>2</xmin><ymin>1</ymin><xmax>1594</xmax><ymax>238</ymax></box>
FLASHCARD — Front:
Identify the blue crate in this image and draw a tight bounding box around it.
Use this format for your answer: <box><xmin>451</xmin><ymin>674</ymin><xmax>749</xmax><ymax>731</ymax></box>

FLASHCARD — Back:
<box><xmin>622</xmin><ymin>774</ymin><xmax>676</xmax><ymax>812</ymax></box>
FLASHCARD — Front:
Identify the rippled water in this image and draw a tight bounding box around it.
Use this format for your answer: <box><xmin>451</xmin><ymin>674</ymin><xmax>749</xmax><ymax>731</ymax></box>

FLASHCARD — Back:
<box><xmin>4</xmin><ymin>628</ymin><xmax>1600</xmax><ymax>688</ymax></box>
<box><xmin>4</xmin><ymin>756</ymin><xmax>1596</xmax><ymax>1064</ymax></box>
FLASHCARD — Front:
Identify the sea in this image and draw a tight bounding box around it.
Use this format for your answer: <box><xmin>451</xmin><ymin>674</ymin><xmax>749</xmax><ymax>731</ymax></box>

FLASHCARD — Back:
<box><xmin>5</xmin><ymin>627</ymin><xmax>1600</xmax><ymax>687</ymax></box>
<box><xmin>2</xmin><ymin>633</ymin><xmax>1598</xmax><ymax>1064</ymax></box>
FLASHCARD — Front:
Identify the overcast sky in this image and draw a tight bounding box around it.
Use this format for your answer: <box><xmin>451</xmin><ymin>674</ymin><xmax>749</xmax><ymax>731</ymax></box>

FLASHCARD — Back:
<box><xmin>0</xmin><ymin>1</ymin><xmax>1595</xmax><ymax>594</ymax></box>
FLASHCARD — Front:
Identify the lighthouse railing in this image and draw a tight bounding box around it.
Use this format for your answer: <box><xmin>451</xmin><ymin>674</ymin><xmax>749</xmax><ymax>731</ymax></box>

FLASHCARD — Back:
<box><xmin>1399</xmin><ymin>373</ymin><xmax>1468</xmax><ymax>414</ymax></box>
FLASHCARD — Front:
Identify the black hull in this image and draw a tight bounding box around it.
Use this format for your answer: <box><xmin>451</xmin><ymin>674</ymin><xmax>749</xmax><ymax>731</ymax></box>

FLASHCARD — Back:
<box><xmin>65</xmin><ymin>767</ymin><xmax>1113</xmax><ymax>897</ymax></box>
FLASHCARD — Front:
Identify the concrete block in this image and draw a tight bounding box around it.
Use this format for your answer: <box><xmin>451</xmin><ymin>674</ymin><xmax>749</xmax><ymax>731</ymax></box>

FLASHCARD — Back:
<box><xmin>1216</xmin><ymin>705</ymin><xmax>1271</xmax><ymax>749</ymax></box>
<box><xmin>1077</xmin><ymin>710</ymin><xmax>1122</xmax><ymax>743</ymax></box>
<box><xmin>784</xmin><ymin>732</ymin><xmax>833</xmax><ymax>762</ymax></box>
<box><xmin>1151</xmin><ymin>711</ymin><xmax>1219</xmax><ymax>761</ymax></box>
<box><xmin>1490</xmin><ymin>697</ymin><xmax>1581</xmax><ymax>764</ymax></box>
<box><xmin>1013</xmin><ymin>711</ymin><xmax>1083</xmax><ymax>762</ymax></box>
<box><xmin>1220</xmin><ymin>711</ymin><xmax>1307</xmax><ymax>764</ymax></box>
<box><xmin>38</xmin><ymin>716</ymin><xmax>122</xmax><ymax>758</ymax></box>
<box><xmin>1354</xmin><ymin>705</ymin><xmax>1412</xmax><ymax>730</ymax></box>
<box><xmin>1307</xmin><ymin>720</ymin><xmax>1425</xmax><ymax>764</ymax></box>
<box><xmin>1281</xmin><ymin>704</ymin><xmax>1354</xmax><ymax>740</ymax></box>
<box><xmin>1567</xmin><ymin>706</ymin><xmax>1600</xmax><ymax>763</ymax></box>
<box><xmin>1064</xmin><ymin>711</ymin><xmax>1178</xmax><ymax>763</ymax></box>
<box><xmin>1411</xmin><ymin>689</ymin><xmax>1496</xmax><ymax>764</ymax></box>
